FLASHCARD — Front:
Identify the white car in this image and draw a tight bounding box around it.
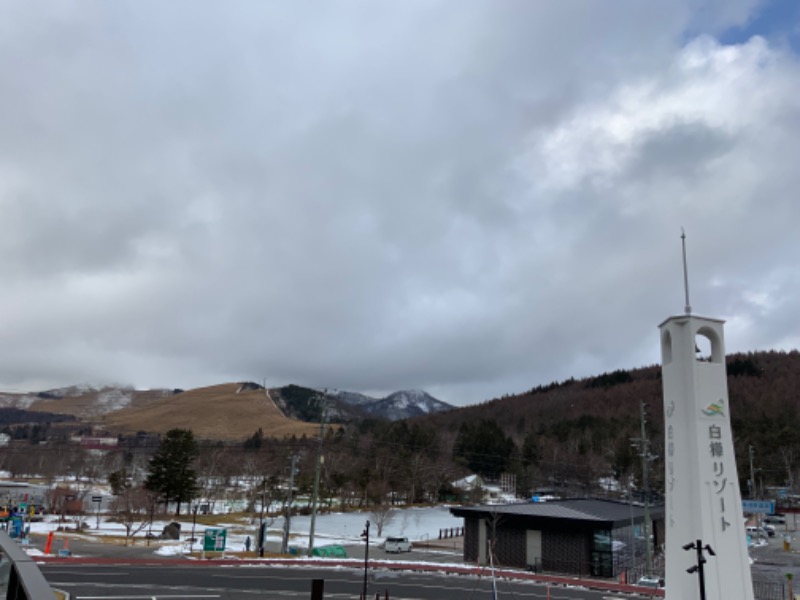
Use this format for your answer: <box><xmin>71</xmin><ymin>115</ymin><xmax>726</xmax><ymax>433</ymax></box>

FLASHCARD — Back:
<box><xmin>763</xmin><ymin>515</ymin><xmax>786</xmax><ymax>525</ymax></box>
<box><xmin>380</xmin><ymin>537</ymin><xmax>413</xmax><ymax>553</ymax></box>
<box><xmin>636</xmin><ymin>576</ymin><xmax>664</xmax><ymax>588</ymax></box>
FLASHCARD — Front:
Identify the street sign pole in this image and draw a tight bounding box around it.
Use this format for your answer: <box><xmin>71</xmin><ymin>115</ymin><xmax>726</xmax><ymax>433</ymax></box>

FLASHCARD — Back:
<box><xmin>92</xmin><ymin>496</ymin><xmax>102</xmax><ymax>530</ymax></box>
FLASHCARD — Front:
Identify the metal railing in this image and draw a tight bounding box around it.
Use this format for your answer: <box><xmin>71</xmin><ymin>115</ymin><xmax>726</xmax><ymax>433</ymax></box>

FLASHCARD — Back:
<box><xmin>0</xmin><ymin>531</ymin><xmax>56</xmax><ymax>599</ymax></box>
<box><xmin>752</xmin><ymin>579</ymin><xmax>786</xmax><ymax>600</ymax></box>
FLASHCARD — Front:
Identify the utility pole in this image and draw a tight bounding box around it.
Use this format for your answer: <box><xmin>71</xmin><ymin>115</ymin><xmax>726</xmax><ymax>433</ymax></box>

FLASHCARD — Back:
<box><xmin>307</xmin><ymin>392</ymin><xmax>328</xmax><ymax>557</ymax></box>
<box><xmin>628</xmin><ymin>489</ymin><xmax>636</xmax><ymax>577</ymax></box>
<box><xmin>749</xmin><ymin>445</ymin><xmax>756</xmax><ymax>499</ymax></box>
<box><xmin>280</xmin><ymin>454</ymin><xmax>298</xmax><ymax>555</ymax></box>
<box><xmin>633</xmin><ymin>400</ymin><xmax>653</xmax><ymax>576</ymax></box>
<box><xmin>190</xmin><ymin>504</ymin><xmax>199</xmax><ymax>554</ymax></box>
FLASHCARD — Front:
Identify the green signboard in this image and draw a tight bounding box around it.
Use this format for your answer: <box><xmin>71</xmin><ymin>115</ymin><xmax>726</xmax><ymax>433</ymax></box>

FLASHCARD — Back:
<box><xmin>203</xmin><ymin>528</ymin><xmax>227</xmax><ymax>552</ymax></box>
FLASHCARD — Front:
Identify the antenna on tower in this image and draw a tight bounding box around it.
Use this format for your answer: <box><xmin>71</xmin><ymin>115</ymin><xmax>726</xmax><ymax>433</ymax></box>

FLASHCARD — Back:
<box><xmin>681</xmin><ymin>228</ymin><xmax>692</xmax><ymax>315</ymax></box>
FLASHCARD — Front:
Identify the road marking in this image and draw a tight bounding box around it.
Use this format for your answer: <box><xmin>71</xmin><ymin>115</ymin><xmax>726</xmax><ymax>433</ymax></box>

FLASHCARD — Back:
<box><xmin>76</xmin><ymin>596</ymin><xmax>220</xmax><ymax>599</ymax></box>
<box><xmin>44</xmin><ymin>571</ymin><xmax>131</xmax><ymax>575</ymax></box>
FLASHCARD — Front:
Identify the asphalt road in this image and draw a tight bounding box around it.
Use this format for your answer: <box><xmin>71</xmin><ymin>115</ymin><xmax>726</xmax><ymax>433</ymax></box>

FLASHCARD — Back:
<box><xmin>30</xmin><ymin>531</ymin><xmax>463</xmax><ymax>563</ymax></box>
<box><xmin>29</xmin><ymin>531</ymin><xmax>797</xmax><ymax>600</ymax></box>
<box><xmin>39</xmin><ymin>562</ymin><xmax>643</xmax><ymax>600</ymax></box>
<box><xmin>26</xmin><ymin>521</ymin><xmax>800</xmax><ymax>598</ymax></box>
<box><xmin>30</xmin><ymin>532</ymin><xmax>185</xmax><ymax>561</ymax></box>
<box><xmin>28</xmin><ymin>533</ymin><xmax>652</xmax><ymax>599</ymax></box>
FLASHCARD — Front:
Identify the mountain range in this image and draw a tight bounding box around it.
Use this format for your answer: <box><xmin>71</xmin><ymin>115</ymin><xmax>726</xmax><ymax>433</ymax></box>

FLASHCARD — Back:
<box><xmin>3</xmin><ymin>350</ymin><xmax>798</xmax><ymax>496</ymax></box>
<box><xmin>331</xmin><ymin>389</ymin><xmax>452</xmax><ymax>420</ymax></box>
<box><xmin>0</xmin><ymin>382</ymin><xmax>453</xmax><ymax>441</ymax></box>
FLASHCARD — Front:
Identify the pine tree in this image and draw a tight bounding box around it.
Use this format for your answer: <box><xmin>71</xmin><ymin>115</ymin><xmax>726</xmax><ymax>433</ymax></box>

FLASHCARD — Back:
<box><xmin>453</xmin><ymin>419</ymin><xmax>516</xmax><ymax>479</ymax></box>
<box><xmin>145</xmin><ymin>428</ymin><xmax>199</xmax><ymax>515</ymax></box>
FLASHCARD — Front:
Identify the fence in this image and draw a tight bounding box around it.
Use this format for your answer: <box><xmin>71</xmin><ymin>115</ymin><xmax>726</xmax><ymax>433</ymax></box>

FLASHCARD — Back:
<box><xmin>438</xmin><ymin>527</ymin><xmax>464</xmax><ymax>539</ymax></box>
<box><xmin>525</xmin><ymin>553</ymin><xmax>666</xmax><ymax>583</ymax></box>
<box><xmin>752</xmin><ymin>579</ymin><xmax>787</xmax><ymax>600</ymax></box>
<box><xmin>0</xmin><ymin>530</ymin><xmax>56</xmax><ymax>599</ymax></box>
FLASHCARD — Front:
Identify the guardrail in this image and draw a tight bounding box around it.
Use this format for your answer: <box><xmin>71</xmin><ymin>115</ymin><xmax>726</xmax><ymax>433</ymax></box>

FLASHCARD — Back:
<box><xmin>0</xmin><ymin>531</ymin><xmax>56</xmax><ymax>599</ymax></box>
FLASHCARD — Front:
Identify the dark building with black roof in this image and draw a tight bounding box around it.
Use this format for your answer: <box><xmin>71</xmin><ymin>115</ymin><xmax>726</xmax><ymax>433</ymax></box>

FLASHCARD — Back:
<box><xmin>450</xmin><ymin>498</ymin><xmax>664</xmax><ymax>578</ymax></box>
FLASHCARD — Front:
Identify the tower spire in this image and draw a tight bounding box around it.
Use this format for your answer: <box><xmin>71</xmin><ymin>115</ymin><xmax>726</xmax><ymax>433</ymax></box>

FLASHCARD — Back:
<box><xmin>681</xmin><ymin>228</ymin><xmax>692</xmax><ymax>315</ymax></box>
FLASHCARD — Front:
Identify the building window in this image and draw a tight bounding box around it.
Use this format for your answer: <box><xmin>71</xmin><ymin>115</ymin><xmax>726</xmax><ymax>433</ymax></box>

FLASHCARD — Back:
<box><xmin>592</xmin><ymin>530</ymin><xmax>613</xmax><ymax>577</ymax></box>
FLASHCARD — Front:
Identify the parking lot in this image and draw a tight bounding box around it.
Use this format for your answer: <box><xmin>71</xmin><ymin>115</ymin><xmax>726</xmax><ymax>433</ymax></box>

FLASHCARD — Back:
<box><xmin>750</xmin><ymin>522</ymin><xmax>800</xmax><ymax>584</ymax></box>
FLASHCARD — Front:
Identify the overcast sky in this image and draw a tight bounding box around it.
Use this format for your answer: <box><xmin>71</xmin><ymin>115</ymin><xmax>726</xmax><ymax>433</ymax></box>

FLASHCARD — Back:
<box><xmin>1</xmin><ymin>1</ymin><xmax>799</xmax><ymax>406</ymax></box>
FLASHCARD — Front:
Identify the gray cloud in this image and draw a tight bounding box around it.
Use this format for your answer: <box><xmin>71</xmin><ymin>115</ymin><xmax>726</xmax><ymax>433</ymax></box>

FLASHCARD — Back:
<box><xmin>1</xmin><ymin>1</ymin><xmax>797</xmax><ymax>404</ymax></box>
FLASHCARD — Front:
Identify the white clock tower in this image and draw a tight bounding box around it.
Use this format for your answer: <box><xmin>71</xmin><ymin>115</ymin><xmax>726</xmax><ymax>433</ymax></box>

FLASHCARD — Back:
<box><xmin>659</xmin><ymin>235</ymin><xmax>754</xmax><ymax>600</ymax></box>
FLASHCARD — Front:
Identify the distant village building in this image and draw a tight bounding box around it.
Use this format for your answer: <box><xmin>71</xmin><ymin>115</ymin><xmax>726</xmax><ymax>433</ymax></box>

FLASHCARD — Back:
<box><xmin>451</xmin><ymin>474</ymin><xmax>519</xmax><ymax>504</ymax></box>
<box><xmin>69</xmin><ymin>435</ymin><xmax>119</xmax><ymax>450</ymax></box>
<box><xmin>451</xmin><ymin>475</ymin><xmax>485</xmax><ymax>494</ymax></box>
<box><xmin>0</xmin><ymin>480</ymin><xmax>49</xmax><ymax>508</ymax></box>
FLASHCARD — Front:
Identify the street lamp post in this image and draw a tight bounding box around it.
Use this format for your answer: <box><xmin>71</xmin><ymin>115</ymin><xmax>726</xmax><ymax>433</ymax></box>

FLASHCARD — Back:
<box><xmin>361</xmin><ymin>520</ymin><xmax>370</xmax><ymax>600</ymax></box>
<box><xmin>258</xmin><ymin>479</ymin><xmax>267</xmax><ymax>558</ymax></box>
<box><xmin>190</xmin><ymin>504</ymin><xmax>199</xmax><ymax>554</ymax></box>
<box><xmin>147</xmin><ymin>494</ymin><xmax>157</xmax><ymax>547</ymax></box>
<box><xmin>684</xmin><ymin>539</ymin><xmax>716</xmax><ymax>600</ymax></box>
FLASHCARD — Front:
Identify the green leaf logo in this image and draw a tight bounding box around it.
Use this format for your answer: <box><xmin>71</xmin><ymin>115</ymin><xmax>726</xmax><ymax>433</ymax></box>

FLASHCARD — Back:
<box><xmin>701</xmin><ymin>400</ymin><xmax>725</xmax><ymax>417</ymax></box>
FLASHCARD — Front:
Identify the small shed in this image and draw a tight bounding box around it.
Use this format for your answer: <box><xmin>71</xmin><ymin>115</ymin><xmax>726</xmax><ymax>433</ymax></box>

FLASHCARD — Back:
<box><xmin>450</xmin><ymin>498</ymin><xmax>664</xmax><ymax>578</ymax></box>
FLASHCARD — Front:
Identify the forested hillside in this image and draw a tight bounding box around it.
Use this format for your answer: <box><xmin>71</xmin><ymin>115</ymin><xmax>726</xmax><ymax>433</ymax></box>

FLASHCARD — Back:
<box><xmin>415</xmin><ymin>349</ymin><xmax>800</xmax><ymax>496</ymax></box>
<box><xmin>1</xmin><ymin>350</ymin><xmax>797</xmax><ymax>509</ymax></box>
<box><xmin>240</xmin><ymin>349</ymin><xmax>800</xmax><ymax>506</ymax></box>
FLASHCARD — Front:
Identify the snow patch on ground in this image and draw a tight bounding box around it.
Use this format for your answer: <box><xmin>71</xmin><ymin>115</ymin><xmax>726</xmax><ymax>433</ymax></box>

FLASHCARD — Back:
<box><xmin>20</xmin><ymin>506</ymin><xmax>463</xmax><ymax>558</ymax></box>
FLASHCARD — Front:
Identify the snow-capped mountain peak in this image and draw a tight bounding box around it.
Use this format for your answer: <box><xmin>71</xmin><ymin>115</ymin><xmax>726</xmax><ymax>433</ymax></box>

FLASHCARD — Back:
<box><xmin>333</xmin><ymin>389</ymin><xmax>453</xmax><ymax>421</ymax></box>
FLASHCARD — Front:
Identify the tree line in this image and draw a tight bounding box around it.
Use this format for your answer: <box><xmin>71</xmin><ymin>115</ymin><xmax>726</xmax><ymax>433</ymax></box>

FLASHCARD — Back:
<box><xmin>2</xmin><ymin>349</ymin><xmax>798</xmax><ymax>539</ymax></box>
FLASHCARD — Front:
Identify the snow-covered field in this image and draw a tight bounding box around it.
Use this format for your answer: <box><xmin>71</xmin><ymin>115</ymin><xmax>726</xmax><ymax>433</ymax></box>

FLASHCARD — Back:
<box><xmin>274</xmin><ymin>505</ymin><xmax>463</xmax><ymax>548</ymax></box>
<box><xmin>17</xmin><ymin>505</ymin><xmax>463</xmax><ymax>557</ymax></box>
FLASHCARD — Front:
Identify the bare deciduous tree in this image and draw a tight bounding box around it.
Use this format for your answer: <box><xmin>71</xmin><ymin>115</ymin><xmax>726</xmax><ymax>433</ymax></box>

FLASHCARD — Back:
<box><xmin>109</xmin><ymin>485</ymin><xmax>157</xmax><ymax>546</ymax></box>
<box><xmin>370</xmin><ymin>503</ymin><xmax>395</xmax><ymax>538</ymax></box>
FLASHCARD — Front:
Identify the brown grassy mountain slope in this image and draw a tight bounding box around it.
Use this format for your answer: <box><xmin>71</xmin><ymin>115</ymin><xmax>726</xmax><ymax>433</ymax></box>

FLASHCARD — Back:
<box><xmin>98</xmin><ymin>383</ymin><xmax>320</xmax><ymax>441</ymax></box>
<box><xmin>0</xmin><ymin>383</ymin><xmax>321</xmax><ymax>441</ymax></box>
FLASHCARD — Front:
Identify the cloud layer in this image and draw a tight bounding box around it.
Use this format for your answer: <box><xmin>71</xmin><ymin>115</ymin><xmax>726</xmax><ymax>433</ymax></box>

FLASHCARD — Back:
<box><xmin>1</xmin><ymin>1</ymin><xmax>798</xmax><ymax>404</ymax></box>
